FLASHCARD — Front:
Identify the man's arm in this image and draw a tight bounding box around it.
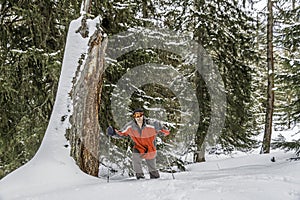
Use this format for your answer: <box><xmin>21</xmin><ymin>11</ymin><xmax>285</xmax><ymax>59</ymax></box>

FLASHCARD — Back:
<box><xmin>159</xmin><ymin>128</ymin><xmax>170</xmax><ymax>136</ymax></box>
<box><xmin>153</xmin><ymin>120</ymin><xmax>170</xmax><ymax>136</ymax></box>
<box><xmin>114</xmin><ymin>121</ymin><xmax>134</xmax><ymax>137</ymax></box>
<box><xmin>107</xmin><ymin>124</ymin><xmax>131</xmax><ymax>138</ymax></box>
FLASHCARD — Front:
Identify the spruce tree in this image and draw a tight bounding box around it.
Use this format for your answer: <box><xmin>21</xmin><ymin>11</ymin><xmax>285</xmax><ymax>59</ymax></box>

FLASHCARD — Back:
<box><xmin>0</xmin><ymin>0</ymin><xmax>80</xmax><ymax>178</ymax></box>
<box><xmin>162</xmin><ymin>0</ymin><xmax>259</xmax><ymax>154</ymax></box>
<box><xmin>271</xmin><ymin>0</ymin><xmax>300</xmax><ymax>153</ymax></box>
<box><xmin>274</xmin><ymin>0</ymin><xmax>300</xmax><ymax>127</ymax></box>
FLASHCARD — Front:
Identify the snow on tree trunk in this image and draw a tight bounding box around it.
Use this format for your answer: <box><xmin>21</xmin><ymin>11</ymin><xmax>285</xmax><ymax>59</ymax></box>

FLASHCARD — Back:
<box><xmin>69</xmin><ymin>27</ymin><xmax>107</xmax><ymax>177</ymax></box>
<box><xmin>82</xmin><ymin>0</ymin><xmax>92</xmax><ymax>14</ymax></box>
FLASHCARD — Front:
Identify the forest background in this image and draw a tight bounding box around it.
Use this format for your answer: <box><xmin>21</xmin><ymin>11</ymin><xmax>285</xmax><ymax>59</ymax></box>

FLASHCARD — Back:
<box><xmin>0</xmin><ymin>0</ymin><xmax>299</xmax><ymax>179</ymax></box>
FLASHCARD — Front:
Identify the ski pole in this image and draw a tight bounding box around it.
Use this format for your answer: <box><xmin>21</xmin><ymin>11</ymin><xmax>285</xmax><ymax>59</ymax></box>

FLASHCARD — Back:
<box><xmin>107</xmin><ymin>136</ymin><xmax>111</xmax><ymax>183</ymax></box>
<box><xmin>163</xmin><ymin>143</ymin><xmax>175</xmax><ymax>179</ymax></box>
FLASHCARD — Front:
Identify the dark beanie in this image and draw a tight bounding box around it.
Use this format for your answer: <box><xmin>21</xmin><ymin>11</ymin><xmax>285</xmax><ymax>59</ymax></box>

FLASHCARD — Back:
<box><xmin>133</xmin><ymin>108</ymin><xmax>144</xmax><ymax>114</ymax></box>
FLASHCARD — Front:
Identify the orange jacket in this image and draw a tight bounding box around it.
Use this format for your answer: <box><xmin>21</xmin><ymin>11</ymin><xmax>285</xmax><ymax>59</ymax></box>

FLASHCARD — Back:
<box><xmin>115</xmin><ymin>118</ymin><xmax>170</xmax><ymax>159</ymax></box>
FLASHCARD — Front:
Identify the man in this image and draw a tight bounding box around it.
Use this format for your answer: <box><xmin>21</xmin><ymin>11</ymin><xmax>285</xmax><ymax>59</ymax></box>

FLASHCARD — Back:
<box><xmin>107</xmin><ymin>108</ymin><xmax>170</xmax><ymax>179</ymax></box>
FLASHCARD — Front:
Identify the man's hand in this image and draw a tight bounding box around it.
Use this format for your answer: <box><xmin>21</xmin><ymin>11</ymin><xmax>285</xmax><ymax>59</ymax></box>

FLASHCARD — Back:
<box><xmin>107</xmin><ymin>126</ymin><xmax>116</xmax><ymax>136</ymax></box>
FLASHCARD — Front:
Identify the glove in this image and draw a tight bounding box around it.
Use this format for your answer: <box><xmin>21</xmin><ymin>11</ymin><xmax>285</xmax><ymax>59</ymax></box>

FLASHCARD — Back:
<box><xmin>107</xmin><ymin>126</ymin><xmax>116</xmax><ymax>136</ymax></box>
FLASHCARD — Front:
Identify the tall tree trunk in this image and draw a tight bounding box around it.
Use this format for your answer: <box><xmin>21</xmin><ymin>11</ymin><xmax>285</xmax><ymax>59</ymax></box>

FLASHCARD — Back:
<box><xmin>261</xmin><ymin>0</ymin><xmax>274</xmax><ymax>154</ymax></box>
<box><xmin>193</xmin><ymin>0</ymin><xmax>207</xmax><ymax>163</ymax></box>
<box><xmin>69</xmin><ymin>27</ymin><xmax>107</xmax><ymax>176</ymax></box>
<box><xmin>194</xmin><ymin>42</ymin><xmax>207</xmax><ymax>163</ymax></box>
<box><xmin>194</xmin><ymin>70</ymin><xmax>207</xmax><ymax>163</ymax></box>
<box><xmin>83</xmin><ymin>0</ymin><xmax>92</xmax><ymax>14</ymax></box>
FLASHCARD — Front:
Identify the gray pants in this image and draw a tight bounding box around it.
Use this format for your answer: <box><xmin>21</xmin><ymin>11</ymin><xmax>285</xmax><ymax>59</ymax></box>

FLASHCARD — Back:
<box><xmin>132</xmin><ymin>149</ymin><xmax>160</xmax><ymax>178</ymax></box>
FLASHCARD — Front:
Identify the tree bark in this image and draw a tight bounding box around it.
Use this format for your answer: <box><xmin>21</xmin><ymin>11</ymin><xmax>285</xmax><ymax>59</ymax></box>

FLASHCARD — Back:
<box><xmin>69</xmin><ymin>27</ymin><xmax>107</xmax><ymax>176</ymax></box>
<box><xmin>83</xmin><ymin>0</ymin><xmax>92</xmax><ymax>14</ymax></box>
<box><xmin>261</xmin><ymin>0</ymin><xmax>274</xmax><ymax>154</ymax></box>
<box><xmin>193</xmin><ymin>0</ymin><xmax>207</xmax><ymax>163</ymax></box>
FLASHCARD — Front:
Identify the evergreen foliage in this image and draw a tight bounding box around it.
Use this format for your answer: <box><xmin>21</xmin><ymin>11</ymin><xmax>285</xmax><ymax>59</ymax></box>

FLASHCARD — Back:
<box><xmin>270</xmin><ymin>0</ymin><xmax>300</xmax><ymax>156</ymax></box>
<box><xmin>0</xmin><ymin>0</ymin><xmax>81</xmax><ymax>178</ymax></box>
<box><xmin>274</xmin><ymin>0</ymin><xmax>300</xmax><ymax>128</ymax></box>
<box><xmin>161</xmin><ymin>0</ymin><xmax>260</xmax><ymax>151</ymax></box>
<box><xmin>272</xmin><ymin>134</ymin><xmax>300</xmax><ymax>156</ymax></box>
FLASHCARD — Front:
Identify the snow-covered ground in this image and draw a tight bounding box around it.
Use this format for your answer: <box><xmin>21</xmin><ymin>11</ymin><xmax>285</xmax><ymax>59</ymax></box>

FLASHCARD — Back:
<box><xmin>0</xmin><ymin>17</ymin><xmax>299</xmax><ymax>200</ymax></box>
<box><xmin>0</xmin><ymin>148</ymin><xmax>299</xmax><ymax>200</ymax></box>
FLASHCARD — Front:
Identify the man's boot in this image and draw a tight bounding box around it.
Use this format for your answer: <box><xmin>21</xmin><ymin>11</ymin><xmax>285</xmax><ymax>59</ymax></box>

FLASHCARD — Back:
<box><xmin>136</xmin><ymin>173</ymin><xmax>145</xmax><ymax>180</ymax></box>
<box><xmin>149</xmin><ymin>170</ymin><xmax>160</xmax><ymax>179</ymax></box>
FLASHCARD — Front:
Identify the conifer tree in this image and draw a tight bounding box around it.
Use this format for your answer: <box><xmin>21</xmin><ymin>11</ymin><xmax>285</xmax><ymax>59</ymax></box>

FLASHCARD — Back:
<box><xmin>0</xmin><ymin>0</ymin><xmax>80</xmax><ymax>178</ymax></box>
<box><xmin>261</xmin><ymin>0</ymin><xmax>275</xmax><ymax>154</ymax></box>
<box><xmin>271</xmin><ymin>0</ymin><xmax>300</xmax><ymax>153</ymax></box>
<box><xmin>162</xmin><ymin>0</ymin><xmax>259</xmax><ymax>155</ymax></box>
<box><xmin>274</xmin><ymin>0</ymin><xmax>300</xmax><ymax>127</ymax></box>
